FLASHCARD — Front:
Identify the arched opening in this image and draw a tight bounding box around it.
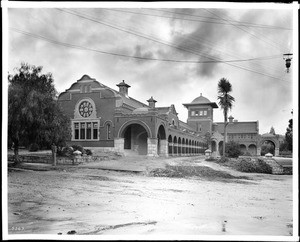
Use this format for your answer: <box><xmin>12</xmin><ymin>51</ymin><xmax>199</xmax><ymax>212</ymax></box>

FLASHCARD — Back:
<box><xmin>122</xmin><ymin>123</ymin><xmax>149</xmax><ymax>155</ymax></box>
<box><xmin>173</xmin><ymin>136</ymin><xmax>178</xmax><ymax>155</ymax></box>
<box><xmin>240</xmin><ymin>144</ymin><xmax>247</xmax><ymax>155</ymax></box>
<box><xmin>168</xmin><ymin>135</ymin><xmax>173</xmax><ymax>155</ymax></box>
<box><xmin>189</xmin><ymin>140</ymin><xmax>192</xmax><ymax>154</ymax></box>
<box><xmin>248</xmin><ymin>144</ymin><xmax>257</xmax><ymax>156</ymax></box>
<box><xmin>211</xmin><ymin>140</ymin><xmax>217</xmax><ymax>152</ymax></box>
<box><xmin>182</xmin><ymin>138</ymin><xmax>185</xmax><ymax>155</ymax></box>
<box><xmin>178</xmin><ymin>137</ymin><xmax>182</xmax><ymax>155</ymax></box>
<box><xmin>261</xmin><ymin>140</ymin><xmax>275</xmax><ymax>156</ymax></box>
<box><xmin>218</xmin><ymin>141</ymin><xmax>223</xmax><ymax>155</ymax></box>
<box><xmin>157</xmin><ymin>125</ymin><xmax>166</xmax><ymax>155</ymax></box>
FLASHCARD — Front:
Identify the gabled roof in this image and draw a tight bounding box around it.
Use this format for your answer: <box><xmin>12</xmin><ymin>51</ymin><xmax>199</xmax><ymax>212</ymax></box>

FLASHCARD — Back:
<box><xmin>214</xmin><ymin>121</ymin><xmax>259</xmax><ymax>134</ymax></box>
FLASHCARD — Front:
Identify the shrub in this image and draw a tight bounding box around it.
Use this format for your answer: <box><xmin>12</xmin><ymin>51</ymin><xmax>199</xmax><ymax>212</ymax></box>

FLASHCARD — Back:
<box><xmin>57</xmin><ymin>146</ymin><xmax>74</xmax><ymax>157</ymax></box>
<box><xmin>85</xmin><ymin>149</ymin><xmax>93</xmax><ymax>156</ymax></box>
<box><xmin>257</xmin><ymin>158</ymin><xmax>273</xmax><ymax>174</ymax></box>
<box><xmin>205</xmin><ymin>157</ymin><xmax>218</xmax><ymax>162</ymax></box>
<box><xmin>71</xmin><ymin>145</ymin><xmax>85</xmax><ymax>154</ymax></box>
<box><xmin>234</xmin><ymin>158</ymin><xmax>272</xmax><ymax>174</ymax></box>
<box><xmin>218</xmin><ymin>157</ymin><xmax>230</xmax><ymax>163</ymax></box>
<box><xmin>29</xmin><ymin>143</ymin><xmax>39</xmax><ymax>152</ymax></box>
<box><xmin>225</xmin><ymin>141</ymin><xmax>243</xmax><ymax>158</ymax></box>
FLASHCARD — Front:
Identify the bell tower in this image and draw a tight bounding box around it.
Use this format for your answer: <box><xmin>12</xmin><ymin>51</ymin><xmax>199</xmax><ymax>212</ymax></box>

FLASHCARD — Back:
<box><xmin>183</xmin><ymin>93</ymin><xmax>218</xmax><ymax>135</ymax></box>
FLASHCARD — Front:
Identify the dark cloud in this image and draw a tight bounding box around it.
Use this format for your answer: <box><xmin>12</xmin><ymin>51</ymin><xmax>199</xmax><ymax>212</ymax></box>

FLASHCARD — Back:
<box><xmin>132</xmin><ymin>45</ymin><xmax>154</xmax><ymax>64</ymax></box>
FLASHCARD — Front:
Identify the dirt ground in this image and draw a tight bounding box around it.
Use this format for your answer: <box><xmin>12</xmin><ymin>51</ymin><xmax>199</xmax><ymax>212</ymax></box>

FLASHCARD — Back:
<box><xmin>7</xmin><ymin>156</ymin><xmax>293</xmax><ymax>238</ymax></box>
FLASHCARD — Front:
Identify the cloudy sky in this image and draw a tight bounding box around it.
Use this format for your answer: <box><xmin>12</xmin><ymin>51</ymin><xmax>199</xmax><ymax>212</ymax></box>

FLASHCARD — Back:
<box><xmin>5</xmin><ymin>2</ymin><xmax>297</xmax><ymax>135</ymax></box>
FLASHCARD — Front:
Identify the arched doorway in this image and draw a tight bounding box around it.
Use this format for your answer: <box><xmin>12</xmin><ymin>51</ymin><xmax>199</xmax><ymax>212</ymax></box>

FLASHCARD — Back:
<box><xmin>212</xmin><ymin>140</ymin><xmax>217</xmax><ymax>152</ymax></box>
<box><xmin>122</xmin><ymin>123</ymin><xmax>149</xmax><ymax>155</ymax></box>
<box><xmin>168</xmin><ymin>135</ymin><xmax>173</xmax><ymax>155</ymax></box>
<box><xmin>240</xmin><ymin>144</ymin><xmax>247</xmax><ymax>155</ymax></box>
<box><xmin>178</xmin><ymin>137</ymin><xmax>182</xmax><ymax>155</ymax></box>
<box><xmin>248</xmin><ymin>144</ymin><xmax>257</xmax><ymax>156</ymax></box>
<box><xmin>157</xmin><ymin>125</ymin><xmax>167</xmax><ymax>156</ymax></box>
<box><xmin>261</xmin><ymin>140</ymin><xmax>275</xmax><ymax>156</ymax></box>
<box><xmin>173</xmin><ymin>136</ymin><xmax>178</xmax><ymax>155</ymax></box>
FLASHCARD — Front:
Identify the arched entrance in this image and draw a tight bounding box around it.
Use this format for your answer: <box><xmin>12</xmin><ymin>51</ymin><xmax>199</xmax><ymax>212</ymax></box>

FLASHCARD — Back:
<box><xmin>122</xmin><ymin>123</ymin><xmax>149</xmax><ymax>155</ymax></box>
<box><xmin>261</xmin><ymin>140</ymin><xmax>275</xmax><ymax>156</ymax></box>
<box><xmin>157</xmin><ymin>125</ymin><xmax>167</xmax><ymax>156</ymax></box>
<box><xmin>248</xmin><ymin>144</ymin><xmax>257</xmax><ymax>156</ymax></box>
<box><xmin>240</xmin><ymin>144</ymin><xmax>247</xmax><ymax>155</ymax></box>
<box><xmin>168</xmin><ymin>135</ymin><xmax>173</xmax><ymax>155</ymax></box>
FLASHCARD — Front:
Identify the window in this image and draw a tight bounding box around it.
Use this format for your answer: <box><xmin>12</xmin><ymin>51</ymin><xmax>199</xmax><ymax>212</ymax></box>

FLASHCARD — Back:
<box><xmin>195</xmin><ymin>111</ymin><xmax>199</xmax><ymax>116</ymax></box>
<box><xmin>80</xmin><ymin>123</ymin><xmax>86</xmax><ymax>139</ymax></box>
<box><xmin>203</xmin><ymin>110</ymin><xmax>207</xmax><ymax>116</ymax></box>
<box><xmin>73</xmin><ymin>120</ymin><xmax>99</xmax><ymax>141</ymax></box>
<box><xmin>199</xmin><ymin>111</ymin><xmax>203</xmax><ymax>116</ymax></box>
<box><xmin>86</xmin><ymin>122</ymin><xmax>92</xmax><ymax>139</ymax></box>
<box><xmin>107</xmin><ymin>123</ymin><xmax>111</xmax><ymax>140</ymax></box>
<box><xmin>191</xmin><ymin>111</ymin><xmax>195</xmax><ymax>116</ymax></box>
<box><xmin>93</xmin><ymin>122</ymin><xmax>98</xmax><ymax>139</ymax></box>
<box><xmin>74</xmin><ymin>123</ymin><xmax>79</xmax><ymax>139</ymax></box>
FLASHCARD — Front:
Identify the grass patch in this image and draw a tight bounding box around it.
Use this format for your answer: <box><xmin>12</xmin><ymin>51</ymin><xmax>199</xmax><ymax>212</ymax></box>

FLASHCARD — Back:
<box><xmin>149</xmin><ymin>164</ymin><xmax>249</xmax><ymax>181</ymax></box>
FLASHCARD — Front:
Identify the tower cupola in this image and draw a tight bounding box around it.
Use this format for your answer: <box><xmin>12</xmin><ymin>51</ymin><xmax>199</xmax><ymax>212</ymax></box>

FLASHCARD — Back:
<box><xmin>117</xmin><ymin>80</ymin><xmax>131</xmax><ymax>96</ymax></box>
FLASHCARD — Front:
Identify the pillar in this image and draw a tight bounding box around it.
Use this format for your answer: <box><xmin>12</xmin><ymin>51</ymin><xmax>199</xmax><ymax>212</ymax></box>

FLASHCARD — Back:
<box><xmin>147</xmin><ymin>138</ymin><xmax>158</xmax><ymax>157</ymax></box>
<box><xmin>257</xmin><ymin>147</ymin><xmax>261</xmax><ymax>156</ymax></box>
<box><xmin>159</xmin><ymin>140</ymin><xmax>169</xmax><ymax>157</ymax></box>
<box><xmin>114</xmin><ymin>138</ymin><xmax>124</xmax><ymax>153</ymax></box>
<box><xmin>275</xmin><ymin>147</ymin><xmax>279</xmax><ymax>157</ymax></box>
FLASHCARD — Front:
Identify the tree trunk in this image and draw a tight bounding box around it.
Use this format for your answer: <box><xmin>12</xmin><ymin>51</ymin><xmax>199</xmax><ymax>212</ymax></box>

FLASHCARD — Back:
<box><xmin>223</xmin><ymin>115</ymin><xmax>228</xmax><ymax>157</ymax></box>
<box><xmin>13</xmin><ymin>138</ymin><xmax>20</xmax><ymax>165</ymax></box>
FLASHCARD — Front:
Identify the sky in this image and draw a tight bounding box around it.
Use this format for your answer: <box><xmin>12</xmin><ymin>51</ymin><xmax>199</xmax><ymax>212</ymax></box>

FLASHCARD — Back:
<box><xmin>4</xmin><ymin>2</ymin><xmax>298</xmax><ymax>135</ymax></box>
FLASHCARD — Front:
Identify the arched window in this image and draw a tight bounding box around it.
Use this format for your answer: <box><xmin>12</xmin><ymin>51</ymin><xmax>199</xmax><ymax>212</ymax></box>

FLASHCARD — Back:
<box><xmin>107</xmin><ymin>123</ymin><xmax>111</xmax><ymax>140</ymax></box>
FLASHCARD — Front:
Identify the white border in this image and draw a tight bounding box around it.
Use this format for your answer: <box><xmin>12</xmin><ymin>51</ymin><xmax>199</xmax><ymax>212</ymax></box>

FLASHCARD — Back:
<box><xmin>2</xmin><ymin>1</ymin><xmax>299</xmax><ymax>241</ymax></box>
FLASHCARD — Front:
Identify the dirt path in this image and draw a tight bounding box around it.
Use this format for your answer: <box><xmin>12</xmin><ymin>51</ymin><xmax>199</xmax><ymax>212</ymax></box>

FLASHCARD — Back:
<box><xmin>7</xmin><ymin>157</ymin><xmax>293</xmax><ymax>237</ymax></box>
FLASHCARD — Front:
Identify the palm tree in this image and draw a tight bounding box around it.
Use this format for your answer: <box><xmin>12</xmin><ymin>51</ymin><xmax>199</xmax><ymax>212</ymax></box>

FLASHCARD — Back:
<box><xmin>217</xmin><ymin>78</ymin><xmax>235</xmax><ymax>157</ymax></box>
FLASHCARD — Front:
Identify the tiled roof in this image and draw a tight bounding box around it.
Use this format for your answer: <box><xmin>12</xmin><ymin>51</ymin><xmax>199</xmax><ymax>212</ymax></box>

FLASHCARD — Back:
<box><xmin>214</xmin><ymin>121</ymin><xmax>258</xmax><ymax>134</ymax></box>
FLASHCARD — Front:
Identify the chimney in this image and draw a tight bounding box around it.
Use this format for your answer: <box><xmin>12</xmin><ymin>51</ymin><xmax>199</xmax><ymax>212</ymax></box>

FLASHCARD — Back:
<box><xmin>116</xmin><ymin>80</ymin><xmax>131</xmax><ymax>96</ymax></box>
<box><xmin>147</xmin><ymin>96</ymin><xmax>157</xmax><ymax>108</ymax></box>
<box><xmin>228</xmin><ymin>115</ymin><xmax>234</xmax><ymax>123</ymax></box>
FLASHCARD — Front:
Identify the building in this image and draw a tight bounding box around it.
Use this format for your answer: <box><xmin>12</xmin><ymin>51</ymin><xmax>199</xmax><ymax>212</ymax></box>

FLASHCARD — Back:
<box><xmin>58</xmin><ymin>74</ymin><xmax>280</xmax><ymax>157</ymax></box>
<box><xmin>58</xmin><ymin>75</ymin><xmax>207</xmax><ymax>157</ymax></box>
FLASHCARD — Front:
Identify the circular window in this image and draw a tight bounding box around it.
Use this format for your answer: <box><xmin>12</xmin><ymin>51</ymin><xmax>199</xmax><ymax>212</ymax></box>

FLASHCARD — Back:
<box><xmin>79</xmin><ymin>101</ymin><xmax>93</xmax><ymax>118</ymax></box>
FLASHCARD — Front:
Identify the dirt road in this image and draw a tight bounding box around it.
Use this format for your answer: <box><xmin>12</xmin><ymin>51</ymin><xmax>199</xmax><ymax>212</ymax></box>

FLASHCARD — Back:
<box><xmin>7</xmin><ymin>157</ymin><xmax>293</xmax><ymax>237</ymax></box>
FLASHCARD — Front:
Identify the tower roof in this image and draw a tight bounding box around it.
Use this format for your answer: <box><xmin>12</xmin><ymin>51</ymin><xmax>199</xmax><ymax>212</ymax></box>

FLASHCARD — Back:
<box><xmin>116</xmin><ymin>80</ymin><xmax>131</xmax><ymax>88</ymax></box>
<box><xmin>183</xmin><ymin>93</ymin><xmax>218</xmax><ymax>108</ymax></box>
<box><xmin>191</xmin><ymin>94</ymin><xmax>211</xmax><ymax>104</ymax></box>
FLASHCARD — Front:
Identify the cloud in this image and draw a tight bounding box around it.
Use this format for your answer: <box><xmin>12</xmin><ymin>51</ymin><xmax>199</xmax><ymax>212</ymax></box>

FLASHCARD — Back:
<box><xmin>132</xmin><ymin>45</ymin><xmax>154</xmax><ymax>64</ymax></box>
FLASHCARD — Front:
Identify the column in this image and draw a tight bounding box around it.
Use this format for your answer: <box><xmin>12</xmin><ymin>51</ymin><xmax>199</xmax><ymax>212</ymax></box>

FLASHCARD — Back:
<box><xmin>159</xmin><ymin>140</ymin><xmax>169</xmax><ymax>157</ymax></box>
<box><xmin>257</xmin><ymin>147</ymin><xmax>261</xmax><ymax>156</ymax></box>
<box><xmin>147</xmin><ymin>138</ymin><xmax>158</xmax><ymax>157</ymax></box>
<box><xmin>275</xmin><ymin>147</ymin><xmax>279</xmax><ymax>157</ymax></box>
<box><xmin>114</xmin><ymin>138</ymin><xmax>124</xmax><ymax>153</ymax></box>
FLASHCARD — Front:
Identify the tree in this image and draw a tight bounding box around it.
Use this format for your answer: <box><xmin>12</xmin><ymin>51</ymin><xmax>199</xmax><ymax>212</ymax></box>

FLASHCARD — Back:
<box><xmin>285</xmin><ymin>118</ymin><xmax>293</xmax><ymax>151</ymax></box>
<box><xmin>8</xmin><ymin>63</ymin><xmax>71</xmax><ymax>163</ymax></box>
<box><xmin>225</xmin><ymin>141</ymin><xmax>242</xmax><ymax>158</ymax></box>
<box><xmin>217</xmin><ymin>78</ymin><xmax>235</xmax><ymax>157</ymax></box>
<box><xmin>269</xmin><ymin>126</ymin><xmax>276</xmax><ymax>135</ymax></box>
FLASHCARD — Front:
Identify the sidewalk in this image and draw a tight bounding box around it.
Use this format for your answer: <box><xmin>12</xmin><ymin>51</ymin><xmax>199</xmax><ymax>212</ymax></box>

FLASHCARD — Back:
<box><xmin>8</xmin><ymin>155</ymin><xmax>204</xmax><ymax>173</ymax></box>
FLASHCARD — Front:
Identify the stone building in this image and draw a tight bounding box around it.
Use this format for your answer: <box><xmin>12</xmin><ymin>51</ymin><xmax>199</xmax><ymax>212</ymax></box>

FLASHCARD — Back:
<box><xmin>58</xmin><ymin>74</ymin><xmax>280</xmax><ymax>157</ymax></box>
<box><xmin>182</xmin><ymin>94</ymin><xmax>280</xmax><ymax>156</ymax></box>
<box><xmin>58</xmin><ymin>75</ymin><xmax>207</xmax><ymax>157</ymax></box>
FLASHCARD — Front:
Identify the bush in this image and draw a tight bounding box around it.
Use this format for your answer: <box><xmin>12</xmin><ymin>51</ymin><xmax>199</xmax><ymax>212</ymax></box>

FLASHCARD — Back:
<box><xmin>205</xmin><ymin>157</ymin><xmax>218</xmax><ymax>162</ymax></box>
<box><xmin>57</xmin><ymin>146</ymin><xmax>74</xmax><ymax>157</ymax></box>
<box><xmin>71</xmin><ymin>145</ymin><xmax>85</xmax><ymax>154</ymax></box>
<box><xmin>234</xmin><ymin>158</ymin><xmax>272</xmax><ymax>174</ymax></box>
<box><xmin>29</xmin><ymin>143</ymin><xmax>39</xmax><ymax>152</ymax></box>
<box><xmin>217</xmin><ymin>157</ymin><xmax>230</xmax><ymax>163</ymax></box>
<box><xmin>85</xmin><ymin>149</ymin><xmax>93</xmax><ymax>156</ymax></box>
<box><xmin>225</xmin><ymin>141</ymin><xmax>243</xmax><ymax>158</ymax></box>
